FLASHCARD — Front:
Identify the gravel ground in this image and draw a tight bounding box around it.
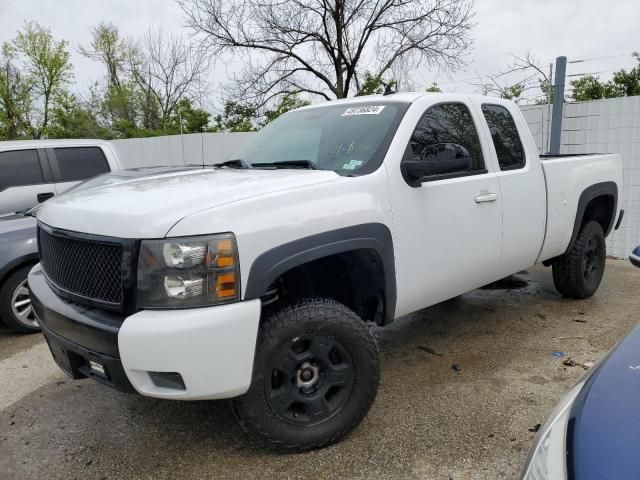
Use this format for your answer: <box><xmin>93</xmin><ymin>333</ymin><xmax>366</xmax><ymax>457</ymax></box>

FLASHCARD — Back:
<box><xmin>0</xmin><ymin>260</ymin><xmax>638</xmax><ymax>480</ymax></box>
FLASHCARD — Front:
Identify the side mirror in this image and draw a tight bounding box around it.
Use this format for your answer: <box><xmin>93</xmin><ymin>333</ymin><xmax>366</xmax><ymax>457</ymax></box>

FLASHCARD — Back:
<box><xmin>402</xmin><ymin>143</ymin><xmax>472</xmax><ymax>187</ymax></box>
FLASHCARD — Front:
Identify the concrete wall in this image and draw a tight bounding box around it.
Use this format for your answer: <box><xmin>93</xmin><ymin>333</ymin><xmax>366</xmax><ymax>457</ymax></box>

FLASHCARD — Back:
<box><xmin>521</xmin><ymin>96</ymin><xmax>640</xmax><ymax>258</ymax></box>
<box><xmin>110</xmin><ymin>132</ymin><xmax>254</xmax><ymax>168</ymax></box>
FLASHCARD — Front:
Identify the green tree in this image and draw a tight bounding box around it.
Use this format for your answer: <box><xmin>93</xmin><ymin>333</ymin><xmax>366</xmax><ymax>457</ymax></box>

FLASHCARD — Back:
<box><xmin>571</xmin><ymin>53</ymin><xmax>640</xmax><ymax>101</ymax></box>
<box><xmin>166</xmin><ymin>98</ymin><xmax>210</xmax><ymax>133</ymax></box>
<box><xmin>103</xmin><ymin>82</ymin><xmax>142</xmax><ymax>130</ymax></box>
<box><xmin>134</xmin><ymin>81</ymin><xmax>162</xmax><ymax>131</ymax></box>
<box><xmin>81</xmin><ymin>23</ymin><xmax>209</xmax><ymax>138</ymax></box>
<box><xmin>500</xmin><ymin>83</ymin><xmax>524</xmax><ymax>102</ymax></box>
<box><xmin>357</xmin><ymin>72</ymin><xmax>396</xmax><ymax>96</ymax></box>
<box><xmin>535</xmin><ymin>79</ymin><xmax>554</xmax><ymax>105</ymax></box>
<box><xmin>571</xmin><ymin>75</ymin><xmax>607</xmax><ymax>101</ymax></box>
<box><xmin>212</xmin><ymin>101</ymin><xmax>258</xmax><ymax>132</ymax></box>
<box><xmin>79</xmin><ymin>22</ymin><xmax>129</xmax><ymax>89</ymax></box>
<box><xmin>425</xmin><ymin>83</ymin><xmax>442</xmax><ymax>93</ymax></box>
<box><xmin>610</xmin><ymin>53</ymin><xmax>640</xmax><ymax>96</ymax></box>
<box><xmin>80</xmin><ymin>23</ymin><xmax>139</xmax><ymax>130</ymax></box>
<box><xmin>47</xmin><ymin>92</ymin><xmax>111</xmax><ymax>139</ymax></box>
<box><xmin>0</xmin><ymin>43</ymin><xmax>32</xmax><ymax>139</ymax></box>
<box><xmin>262</xmin><ymin>93</ymin><xmax>309</xmax><ymax>124</ymax></box>
<box><xmin>12</xmin><ymin>21</ymin><xmax>73</xmax><ymax>137</ymax></box>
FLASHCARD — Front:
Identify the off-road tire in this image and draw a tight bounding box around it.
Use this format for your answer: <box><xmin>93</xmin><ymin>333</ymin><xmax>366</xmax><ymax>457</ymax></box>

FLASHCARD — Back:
<box><xmin>0</xmin><ymin>265</ymin><xmax>40</xmax><ymax>334</ymax></box>
<box><xmin>552</xmin><ymin>220</ymin><xmax>606</xmax><ymax>299</ymax></box>
<box><xmin>232</xmin><ymin>297</ymin><xmax>380</xmax><ymax>452</ymax></box>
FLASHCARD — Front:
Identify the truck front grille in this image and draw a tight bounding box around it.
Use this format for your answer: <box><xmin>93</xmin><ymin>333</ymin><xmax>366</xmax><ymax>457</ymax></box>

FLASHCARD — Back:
<box><xmin>38</xmin><ymin>227</ymin><xmax>124</xmax><ymax>305</ymax></box>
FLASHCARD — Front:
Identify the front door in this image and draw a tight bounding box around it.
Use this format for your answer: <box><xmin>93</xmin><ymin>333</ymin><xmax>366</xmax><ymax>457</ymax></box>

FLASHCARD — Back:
<box><xmin>389</xmin><ymin>100</ymin><xmax>503</xmax><ymax>317</ymax></box>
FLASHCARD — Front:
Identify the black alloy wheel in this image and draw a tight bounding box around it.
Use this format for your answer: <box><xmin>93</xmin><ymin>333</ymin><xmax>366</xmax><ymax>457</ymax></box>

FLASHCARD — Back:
<box><xmin>232</xmin><ymin>297</ymin><xmax>380</xmax><ymax>452</ymax></box>
<box><xmin>267</xmin><ymin>334</ymin><xmax>354</xmax><ymax>425</ymax></box>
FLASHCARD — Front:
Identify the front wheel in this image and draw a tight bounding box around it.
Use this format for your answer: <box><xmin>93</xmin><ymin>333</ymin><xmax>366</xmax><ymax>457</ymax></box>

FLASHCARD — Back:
<box><xmin>232</xmin><ymin>298</ymin><xmax>380</xmax><ymax>452</ymax></box>
<box><xmin>0</xmin><ymin>265</ymin><xmax>40</xmax><ymax>334</ymax></box>
<box><xmin>552</xmin><ymin>220</ymin><xmax>606</xmax><ymax>299</ymax></box>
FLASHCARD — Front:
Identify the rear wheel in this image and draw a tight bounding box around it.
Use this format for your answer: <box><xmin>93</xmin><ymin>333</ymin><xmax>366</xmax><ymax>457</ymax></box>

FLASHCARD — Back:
<box><xmin>0</xmin><ymin>265</ymin><xmax>40</xmax><ymax>334</ymax></box>
<box><xmin>232</xmin><ymin>297</ymin><xmax>379</xmax><ymax>452</ymax></box>
<box><xmin>552</xmin><ymin>221</ymin><xmax>606</xmax><ymax>299</ymax></box>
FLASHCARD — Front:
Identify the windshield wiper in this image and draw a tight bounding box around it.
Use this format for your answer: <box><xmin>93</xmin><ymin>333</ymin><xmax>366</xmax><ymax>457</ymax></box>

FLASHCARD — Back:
<box><xmin>213</xmin><ymin>158</ymin><xmax>251</xmax><ymax>169</ymax></box>
<box><xmin>252</xmin><ymin>160</ymin><xmax>317</xmax><ymax>170</ymax></box>
<box><xmin>16</xmin><ymin>208</ymin><xmax>35</xmax><ymax>217</ymax></box>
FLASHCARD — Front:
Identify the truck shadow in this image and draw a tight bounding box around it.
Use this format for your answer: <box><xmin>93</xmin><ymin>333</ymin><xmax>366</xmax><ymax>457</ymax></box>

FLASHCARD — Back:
<box><xmin>374</xmin><ymin>267</ymin><xmax>559</xmax><ymax>362</ymax></box>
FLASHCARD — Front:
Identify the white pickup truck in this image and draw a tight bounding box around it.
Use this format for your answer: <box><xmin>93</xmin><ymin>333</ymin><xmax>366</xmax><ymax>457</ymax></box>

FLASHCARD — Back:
<box><xmin>29</xmin><ymin>93</ymin><xmax>623</xmax><ymax>451</ymax></box>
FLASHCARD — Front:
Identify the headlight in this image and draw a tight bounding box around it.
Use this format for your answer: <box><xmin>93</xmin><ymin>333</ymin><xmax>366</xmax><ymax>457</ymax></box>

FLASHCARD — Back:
<box><xmin>521</xmin><ymin>382</ymin><xmax>583</xmax><ymax>480</ymax></box>
<box><xmin>137</xmin><ymin>233</ymin><xmax>239</xmax><ymax>308</ymax></box>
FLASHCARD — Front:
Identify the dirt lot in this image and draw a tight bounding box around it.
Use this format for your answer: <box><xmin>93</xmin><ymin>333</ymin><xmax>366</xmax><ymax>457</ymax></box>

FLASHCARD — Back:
<box><xmin>0</xmin><ymin>260</ymin><xmax>638</xmax><ymax>480</ymax></box>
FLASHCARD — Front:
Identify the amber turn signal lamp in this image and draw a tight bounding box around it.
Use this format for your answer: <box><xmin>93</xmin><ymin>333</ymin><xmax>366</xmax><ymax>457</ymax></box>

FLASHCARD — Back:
<box><xmin>215</xmin><ymin>272</ymin><xmax>237</xmax><ymax>298</ymax></box>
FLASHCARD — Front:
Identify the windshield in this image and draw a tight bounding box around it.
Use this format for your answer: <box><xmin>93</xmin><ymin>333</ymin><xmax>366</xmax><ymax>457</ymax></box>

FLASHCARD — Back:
<box><xmin>232</xmin><ymin>101</ymin><xmax>410</xmax><ymax>175</ymax></box>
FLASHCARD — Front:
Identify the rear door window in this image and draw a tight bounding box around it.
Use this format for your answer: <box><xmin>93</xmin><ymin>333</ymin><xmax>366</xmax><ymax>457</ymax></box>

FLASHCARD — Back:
<box><xmin>481</xmin><ymin>104</ymin><xmax>526</xmax><ymax>170</ymax></box>
<box><xmin>0</xmin><ymin>149</ymin><xmax>45</xmax><ymax>191</ymax></box>
<box><xmin>52</xmin><ymin>147</ymin><xmax>110</xmax><ymax>182</ymax></box>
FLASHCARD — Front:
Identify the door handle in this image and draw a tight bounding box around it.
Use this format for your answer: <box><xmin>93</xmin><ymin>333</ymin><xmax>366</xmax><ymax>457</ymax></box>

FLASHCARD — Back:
<box><xmin>37</xmin><ymin>192</ymin><xmax>54</xmax><ymax>203</ymax></box>
<box><xmin>475</xmin><ymin>192</ymin><xmax>498</xmax><ymax>203</ymax></box>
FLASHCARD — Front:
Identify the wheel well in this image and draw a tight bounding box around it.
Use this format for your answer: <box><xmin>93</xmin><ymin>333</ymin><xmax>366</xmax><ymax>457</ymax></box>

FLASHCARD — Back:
<box><xmin>0</xmin><ymin>260</ymin><xmax>37</xmax><ymax>292</ymax></box>
<box><xmin>264</xmin><ymin>249</ymin><xmax>387</xmax><ymax>325</ymax></box>
<box><xmin>582</xmin><ymin>194</ymin><xmax>615</xmax><ymax>236</ymax></box>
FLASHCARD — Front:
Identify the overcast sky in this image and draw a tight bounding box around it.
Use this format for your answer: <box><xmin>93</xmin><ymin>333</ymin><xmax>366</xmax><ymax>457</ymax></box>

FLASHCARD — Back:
<box><xmin>1</xmin><ymin>0</ymin><xmax>638</xmax><ymax>109</ymax></box>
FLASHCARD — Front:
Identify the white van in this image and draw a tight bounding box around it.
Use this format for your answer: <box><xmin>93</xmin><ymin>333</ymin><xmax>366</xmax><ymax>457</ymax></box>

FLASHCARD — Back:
<box><xmin>0</xmin><ymin>139</ymin><xmax>122</xmax><ymax>216</ymax></box>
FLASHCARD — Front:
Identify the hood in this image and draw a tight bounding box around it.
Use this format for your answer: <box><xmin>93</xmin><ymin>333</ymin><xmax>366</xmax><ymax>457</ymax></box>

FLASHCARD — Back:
<box><xmin>0</xmin><ymin>214</ymin><xmax>36</xmax><ymax>236</ymax></box>
<box><xmin>568</xmin><ymin>323</ymin><xmax>640</xmax><ymax>479</ymax></box>
<box><xmin>38</xmin><ymin>167</ymin><xmax>339</xmax><ymax>238</ymax></box>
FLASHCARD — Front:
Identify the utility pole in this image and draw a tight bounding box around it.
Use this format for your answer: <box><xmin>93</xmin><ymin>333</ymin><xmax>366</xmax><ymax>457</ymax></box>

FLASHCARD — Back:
<box><xmin>549</xmin><ymin>56</ymin><xmax>567</xmax><ymax>154</ymax></box>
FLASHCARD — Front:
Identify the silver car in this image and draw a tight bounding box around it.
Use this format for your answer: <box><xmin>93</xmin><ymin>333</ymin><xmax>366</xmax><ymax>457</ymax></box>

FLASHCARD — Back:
<box><xmin>0</xmin><ymin>140</ymin><xmax>121</xmax><ymax>217</ymax></box>
<box><xmin>0</xmin><ymin>206</ymin><xmax>38</xmax><ymax>333</ymax></box>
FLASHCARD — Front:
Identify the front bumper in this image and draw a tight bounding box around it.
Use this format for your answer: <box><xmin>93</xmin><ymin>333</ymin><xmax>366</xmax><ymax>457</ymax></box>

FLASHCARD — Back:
<box><xmin>29</xmin><ymin>265</ymin><xmax>262</xmax><ymax>400</ymax></box>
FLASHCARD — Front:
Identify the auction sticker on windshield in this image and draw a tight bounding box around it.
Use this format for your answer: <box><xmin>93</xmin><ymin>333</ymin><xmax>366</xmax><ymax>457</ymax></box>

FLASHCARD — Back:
<box><xmin>341</xmin><ymin>105</ymin><xmax>385</xmax><ymax>116</ymax></box>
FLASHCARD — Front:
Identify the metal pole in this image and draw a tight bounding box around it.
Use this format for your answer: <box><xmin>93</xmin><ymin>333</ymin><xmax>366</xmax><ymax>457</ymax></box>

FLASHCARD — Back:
<box><xmin>200</xmin><ymin>132</ymin><xmax>205</xmax><ymax>168</ymax></box>
<box><xmin>549</xmin><ymin>56</ymin><xmax>567</xmax><ymax>154</ymax></box>
<box><xmin>546</xmin><ymin>62</ymin><xmax>553</xmax><ymax>153</ymax></box>
<box><xmin>179</xmin><ymin>111</ymin><xmax>185</xmax><ymax>165</ymax></box>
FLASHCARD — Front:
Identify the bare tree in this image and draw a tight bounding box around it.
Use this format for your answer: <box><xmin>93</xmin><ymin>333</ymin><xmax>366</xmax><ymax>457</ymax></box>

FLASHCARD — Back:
<box><xmin>472</xmin><ymin>52</ymin><xmax>551</xmax><ymax>104</ymax></box>
<box><xmin>178</xmin><ymin>0</ymin><xmax>475</xmax><ymax>105</ymax></box>
<box><xmin>129</xmin><ymin>28</ymin><xmax>209</xmax><ymax>124</ymax></box>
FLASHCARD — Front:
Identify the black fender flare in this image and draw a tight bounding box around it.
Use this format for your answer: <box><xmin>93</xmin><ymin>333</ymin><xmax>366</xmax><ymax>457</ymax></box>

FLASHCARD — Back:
<box><xmin>244</xmin><ymin>223</ymin><xmax>396</xmax><ymax>323</ymax></box>
<box><xmin>566</xmin><ymin>181</ymin><xmax>617</xmax><ymax>254</ymax></box>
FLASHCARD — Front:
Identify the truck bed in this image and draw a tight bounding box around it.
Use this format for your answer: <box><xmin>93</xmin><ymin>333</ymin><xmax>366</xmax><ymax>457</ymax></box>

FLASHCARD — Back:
<box><xmin>540</xmin><ymin>153</ymin><xmax>605</xmax><ymax>160</ymax></box>
<box><xmin>538</xmin><ymin>153</ymin><xmax>623</xmax><ymax>262</ymax></box>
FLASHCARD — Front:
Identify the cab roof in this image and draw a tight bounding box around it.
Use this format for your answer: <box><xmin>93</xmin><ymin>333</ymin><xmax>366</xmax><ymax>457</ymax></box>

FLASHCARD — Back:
<box><xmin>297</xmin><ymin>92</ymin><xmax>513</xmax><ymax>111</ymax></box>
<box><xmin>0</xmin><ymin>138</ymin><xmax>113</xmax><ymax>151</ymax></box>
